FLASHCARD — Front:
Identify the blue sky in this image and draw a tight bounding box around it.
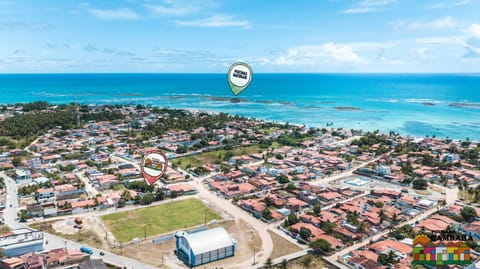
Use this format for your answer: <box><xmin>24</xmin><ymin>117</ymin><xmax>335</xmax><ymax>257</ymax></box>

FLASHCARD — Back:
<box><xmin>0</xmin><ymin>0</ymin><xmax>479</xmax><ymax>73</ymax></box>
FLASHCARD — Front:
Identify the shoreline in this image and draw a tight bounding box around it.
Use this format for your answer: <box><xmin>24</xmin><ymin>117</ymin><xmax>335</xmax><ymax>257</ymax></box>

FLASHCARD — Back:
<box><xmin>1</xmin><ymin>102</ymin><xmax>478</xmax><ymax>143</ymax></box>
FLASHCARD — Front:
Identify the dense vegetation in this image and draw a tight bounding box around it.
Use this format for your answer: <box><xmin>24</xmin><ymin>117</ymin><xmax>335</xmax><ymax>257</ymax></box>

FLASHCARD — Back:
<box><xmin>0</xmin><ymin>104</ymin><xmax>124</xmax><ymax>140</ymax></box>
<box><xmin>144</xmin><ymin>109</ymin><xmax>243</xmax><ymax>136</ymax></box>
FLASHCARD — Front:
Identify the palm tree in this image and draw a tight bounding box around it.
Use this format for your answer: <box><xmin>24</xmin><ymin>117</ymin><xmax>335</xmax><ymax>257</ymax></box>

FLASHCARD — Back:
<box><xmin>279</xmin><ymin>259</ymin><xmax>288</xmax><ymax>269</ymax></box>
<box><xmin>387</xmin><ymin>250</ymin><xmax>396</xmax><ymax>264</ymax></box>
<box><xmin>378</xmin><ymin>210</ymin><xmax>386</xmax><ymax>223</ymax></box>
<box><xmin>264</xmin><ymin>258</ymin><xmax>273</xmax><ymax>269</ymax></box>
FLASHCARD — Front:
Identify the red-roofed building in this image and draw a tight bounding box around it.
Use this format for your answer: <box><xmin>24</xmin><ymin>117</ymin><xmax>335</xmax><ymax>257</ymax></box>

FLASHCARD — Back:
<box><xmin>286</xmin><ymin>197</ymin><xmax>309</xmax><ymax>212</ymax></box>
<box><xmin>289</xmin><ymin>222</ymin><xmax>324</xmax><ymax>240</ymax></box>
<box><xmin>415</xmin><ymin>214</ymin><xmax>457</xmax><ymax>233</ymax></box>
<box><xmin>312</xmin><ymin>234</ymin><xmax>343</xmax><ymax>250</ymax></box>
<box><xmin>0</xmin><ymin>257</ymin><xmax>26</xmax><ymax>269</ymax></box>
<box><xmin>96</xmin><ymin>174</ymin><xmax>119</xmax><ymax>189</ymax></box>
<box><xmin>167</xmin><ymin>184</ymin><xmax>197</xmax><ymax>195</ymax></box>
<box><xmin>45</xmin><ymin>248</ymin><xmax>89</xmax><ymax>268</ymax></box>
<box><xmin>369</xmin><ymin>239</ymin><xmax>412</xmax><ymax>256</ymax></box>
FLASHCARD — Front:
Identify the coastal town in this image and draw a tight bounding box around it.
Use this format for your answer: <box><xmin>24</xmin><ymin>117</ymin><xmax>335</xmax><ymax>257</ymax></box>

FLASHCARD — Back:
<box><xmin>0</xmin><ymin>102</ymin><xmax>480</xmax><ymax>269</ymax></box>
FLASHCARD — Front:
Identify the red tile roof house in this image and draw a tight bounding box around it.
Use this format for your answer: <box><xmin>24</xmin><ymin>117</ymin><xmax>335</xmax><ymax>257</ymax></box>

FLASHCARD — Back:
<box><xmin>19</xmin><ymin>252</ymin><xmax>45</xmax><ymax>269</ymax></box>
<box><xmin>167</xmin><ymin>184</ymin><xmax>197</xmax><ymax>196</ymax></box>
<box><xmin>299</xmin><ymin>214</ymin><xmax>322</xmax><ymax>227</ymax></box>
<box><xmin>96</xmin><ymin>174</ymin><xmax>119</xmax><ymax>190</ymax></box>
<box><xmin>0</xmin><ymin>257</ymin><xmax>26</xmax><ymax>269</ymax></box>
<box><xmin>289</xmin><ymin>222</ymin><xmax>325</xmax><ymax>241</ymax></box>
<box><xmin>333</xmin><ymin>226</ymin><xmax>362</xmax><ymax>241</ymax></box>
<box><xmin>368</xmin><ymin>239</ymin><xmax>412</xmax><ymax>261</ymax></box>
<box><xmin>286</xmin><ymin>197</ymin><xmax>309</xmax><ymax>212</ymax></box>
<box><xmin>311</xmin><ymin>234</ymin><xmax>344</xmax><ymax>251</ymax></box>
<box><xmin>210</xmin><ymin>181</ymin><xmax>257</xmax><ymax>198</ymax></box>
<box><xmin>414</xmin><ymin>214</ymin><xmax>458</xmax><ymax>233</ymax></box>
<box><xmin>238</xmin><ymin>199</ymin><xmax>266</xmax><ymax>218</ymax></box>
<box><xmin>45</xmin><ymin>248</ymin><xmax>89</xmax><ymax>268</ymax></box>
<box><xmin>461</xmin><ymin>221</ymin><xmax>480</xmax><ymax>240</ymax></box>
<box><xmin>54</xmin><ymin>184</ymin><xmax>85</xmax><ymax>200</ymax></box>
<box><xmin>317</xmin><ymin>211</ymin><xmax>341</xmax><ymax>225</ymax></box>
<box><xmin>71</xmin><ymin>199</ymin><xmax>97</xmax><ymax>214</ymax></box>
<box><xmin>347</xmin><ymin>255</ymin><xmax>381</xmax><ymax>269</ymax></box>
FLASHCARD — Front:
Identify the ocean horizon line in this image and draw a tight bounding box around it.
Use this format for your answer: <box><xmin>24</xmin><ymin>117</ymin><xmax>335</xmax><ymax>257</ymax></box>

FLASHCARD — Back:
<box><xmin>0</xmin><ymin>72</ymin><xmax>479</xmax><ymax>75</ymax></box>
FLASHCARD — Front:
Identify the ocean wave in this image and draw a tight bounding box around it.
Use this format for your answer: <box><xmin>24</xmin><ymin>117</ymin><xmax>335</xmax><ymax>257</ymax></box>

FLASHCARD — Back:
<box><xmin>31</xmin><ymin>91</ymin><xmax>74</xmax><ymax>97</ymax></box>
<box><xmin>405</xmin><ymin>98</ymin><xmax>443</xmax><ymax>104</ymax></box>
<box><xmin>366</xmin><ymin>98</ymin><xmax>399</xmax><ymax>103</ymax></box>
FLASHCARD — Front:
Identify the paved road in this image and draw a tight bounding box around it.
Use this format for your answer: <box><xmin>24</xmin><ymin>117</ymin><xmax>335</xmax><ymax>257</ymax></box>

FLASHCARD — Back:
<box><xmin>75</xmin><ymin>170</ymin><xmax>99</xmax><ymax>197</ymax></box>
<box><xmin>1</xmin><ymin>171</ymin><xmax>160</xmax><ymax>269</ymax></box>
<box><xmin>175</xmin><ymin>165</ymin><xmax>273</xmax><ymax>269</ymax></box>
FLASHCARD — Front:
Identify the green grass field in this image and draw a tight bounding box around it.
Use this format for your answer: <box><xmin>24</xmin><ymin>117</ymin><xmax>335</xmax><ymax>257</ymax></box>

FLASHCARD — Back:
<box><xmin>172</xmin><ymin>143</ymin><xmax>280</xmax><ymax>170</ymax></box>
<box><xmin>101</xmin><ymin>198</ymin><xmax>221</xmax><ymax>242</ymax></box>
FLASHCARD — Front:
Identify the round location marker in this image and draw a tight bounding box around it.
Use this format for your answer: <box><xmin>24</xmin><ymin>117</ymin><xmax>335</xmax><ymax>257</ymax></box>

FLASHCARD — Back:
<box><xmin>141</xmin><ymin>150</ymin><xmax>168</xmax><ymax>186</ymax></box>
<box><xmin>228</xmin><ymin>62</ymin><xmax>252</xmax><ymax>96</ymax></box>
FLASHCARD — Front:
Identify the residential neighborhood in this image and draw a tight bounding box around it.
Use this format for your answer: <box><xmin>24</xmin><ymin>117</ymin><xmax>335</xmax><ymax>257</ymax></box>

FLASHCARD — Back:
<box><xmin>0</xmin><ymin>103</ymin><xmax>479</xmax><ymax>269</ymax></box>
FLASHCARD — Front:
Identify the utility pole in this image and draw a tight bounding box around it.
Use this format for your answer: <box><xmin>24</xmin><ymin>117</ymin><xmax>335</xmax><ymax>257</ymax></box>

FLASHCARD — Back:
<box><xmin>204</xmin><ymin>209</ymin><xmax>207</xmax><ymax>226</ymax></box>
<box><xmin>253</xmin><ymin>248</ymin><xmax>256</xmax><ymax>265</ymax></box>
<box><xmin>144</xmin><ymin>225</ymin><xmax>147</xmax><ymax>240</ymax></box>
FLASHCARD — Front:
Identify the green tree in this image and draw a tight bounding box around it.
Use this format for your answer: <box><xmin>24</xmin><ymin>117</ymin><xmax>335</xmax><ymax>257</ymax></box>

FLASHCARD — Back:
<box><xmin>378</xmin><ymin>210</ymin><xmax>386</xmax><ymax>224</ymax></box>
<box><xmin>378</xmin><ymin>250</ymin><xmax>397</xmax><ymax>265</ymax></box>
<box><xmin>264</xmin><ymin>197</ymin><xmax>274</xmax><ymax>207</ymax></box>
<box><xmin>310</xmin><ymin>238</ymin><xmax>332</xmax><ymax>253</ymax></box>
<box><xmin>18</xmin><ymin>209</ymin><xmax>29</xmax><ymax>222</ymax></box>
<box><xmin>313</xmin><ymin>204</ymin><xmax>321</xmax><ymax>216</ymax></box>
<box><xmin>279</xmin><ymin>259</ymin><xmax>288</xmax><ymax>269</ymax></box>
<box><xmin>12</xmin><ymin>157</ymin><xmax>21</xmax><ymax>167</ymax></box>
<box><xmin>262</xmin><ymin>209</ymin><xmax>272</xmax><ymax>220</ymax></box>
<box><xmin>299</xmin><ymin>227</ymin><xmax>312</xmax><ymax>241</ymax></box>
<box><xmin>299</xmin><ymin>255</ymin><xmax>312</xmax><ymax>268</ymax></box>
<box><xmin>264</xmin><ymin>258</ymin><xmax>273</xmax><ymax>269</ymax></box>
<box><xmin>320</xmin><ymin>221</ymin><xmax>337</xmax><ymax>233</ymax></box>
<box><xmin>170</xmin><ymin>190</ymin><xmax>178</xmax><ymax>199</ymax></box>
<box><xmin>461</xmin><ymin>206</ymin><xmax>478</xmax><ymax>223</ymax></box>
<box><xmin>141</xmin><ymin>193</ymin><xmax>155</xmax><ymax>205</ymax></box>
<box><xmin>412</xmin><ymin>179</ymin><xmax>428</xmax><ymax>190</ymax></box>
<box><xmin>284</xmin><ymin>213</ymin><xmax>299</xmax><ymax>227</ymax></box>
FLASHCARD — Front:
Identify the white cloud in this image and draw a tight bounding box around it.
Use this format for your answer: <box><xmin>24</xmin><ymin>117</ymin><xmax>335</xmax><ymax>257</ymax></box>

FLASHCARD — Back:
<box><xmin>391</xmin><ymin>16</ymin><xmax>460</xmax><ymax>30</ymax></box>
<box><xmin>173</xmin><ymin>15</ymin><xmax>250</xmax><ymax>28</ymax></box>
<box><xmin>359</xmin><ymin>0</ymin><xmax>397</xmax><ymax>6</ymax></box>
<box><xmin>464</xmin><ymin>24</ymin><xmax>480</xmax><ymax>56</ymax></box>
<box><xmin>341</xmin><ymin>0</ymin><xmax>396</xmax><ymax>14</ymax></box>
<box><xmin>144</xmin><ymin>4</ymin><xmax>196</xmax><ymax>16</ymax></box>
<box><xmin>0</xmin><ymin>22</ymin><xmax>53</xmax><ymax>31</ymax></box>
<box><xmin>273</xmin><ymin>43</ymin><xmax>366</xmax><ymax>66</ymax></box>
<box><xmin>89</xmin><ymin>8</ymin><xmax>139</xmax><ymax>20</ymax></box>
<box><xmin>341</xmin><ymin>7</ymin><xmax>376</xmax><ymax>14</ymax></box>
<box><xmin>429</xmin><ymin>0</ymin><xmax>471</xmax><ymax>9</ymax></box>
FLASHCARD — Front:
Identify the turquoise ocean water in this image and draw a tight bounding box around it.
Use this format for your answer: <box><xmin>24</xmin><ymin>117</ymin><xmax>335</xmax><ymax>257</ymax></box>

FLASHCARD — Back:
<box><xmin>0</xmin><ymin>73</ymin><xmax>479</xmax><ymax>140</ymax></box>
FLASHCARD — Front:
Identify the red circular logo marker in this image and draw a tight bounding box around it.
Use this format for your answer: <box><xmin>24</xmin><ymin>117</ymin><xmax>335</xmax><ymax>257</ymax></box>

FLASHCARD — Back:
<box><xmin>141</xmin><ymin>150</ymin><xmax>168</xmax><ymax>185</ymax></box>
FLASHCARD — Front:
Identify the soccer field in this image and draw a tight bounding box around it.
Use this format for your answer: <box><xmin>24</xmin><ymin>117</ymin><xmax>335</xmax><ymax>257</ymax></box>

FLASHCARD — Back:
<box><xmin>101</xmin><ymin>198</ymin><xmax>221</xmax><ymax>242</ymax></box>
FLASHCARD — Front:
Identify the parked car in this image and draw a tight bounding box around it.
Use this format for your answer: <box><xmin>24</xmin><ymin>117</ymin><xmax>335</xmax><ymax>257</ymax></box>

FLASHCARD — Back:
<box><xmin>80</xmin><ymin>246</ymin><xmax>93</xmax><ymax>255</ymax></box>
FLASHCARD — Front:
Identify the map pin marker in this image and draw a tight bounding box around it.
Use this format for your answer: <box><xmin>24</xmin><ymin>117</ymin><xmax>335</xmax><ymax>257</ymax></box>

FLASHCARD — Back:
<box><xmin>228</xmin><ymin>62</ymin><xmax>252</xmax><ymax>96</ymax></box>
<box><xmin>141</xmin><ymin>150</ymin><xmax>168</xmax><ymax>186</ymax></box>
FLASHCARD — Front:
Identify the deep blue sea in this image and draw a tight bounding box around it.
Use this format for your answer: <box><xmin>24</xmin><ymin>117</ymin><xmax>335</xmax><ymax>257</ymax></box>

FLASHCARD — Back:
<box><xmin>0</xmin><ymin>73</ymin><xmax>479</xmax><ymax>140</ymax></box>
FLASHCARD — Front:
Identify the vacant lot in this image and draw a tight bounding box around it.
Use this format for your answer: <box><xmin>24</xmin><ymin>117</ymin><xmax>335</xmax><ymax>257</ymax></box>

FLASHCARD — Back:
<box><xmin>116</xmin><ymin>219</ymin><xmax>261</xmax><ymax>268</ymax></box>
<box><xmin>268</xmin><ymin>230</ymin><xmax>303</xmax><ymax>259</ymax></box>
<box><xmin>30</xmin><ymin>216</ymin><xmax>106</xmax><ymax>249</ymax></box>
<box><xmin>101</xmin><ymin>199</ymin><xmax>221</xmax><ymax>242</ymax></box>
